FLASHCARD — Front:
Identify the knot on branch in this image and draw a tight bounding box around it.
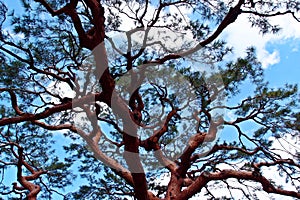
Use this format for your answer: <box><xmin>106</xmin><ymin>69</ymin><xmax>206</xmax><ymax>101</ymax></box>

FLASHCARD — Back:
<box><xmin>141</xmin><ymin>137</ymin><xmax>159</xmax><ymax>151</ymax></box>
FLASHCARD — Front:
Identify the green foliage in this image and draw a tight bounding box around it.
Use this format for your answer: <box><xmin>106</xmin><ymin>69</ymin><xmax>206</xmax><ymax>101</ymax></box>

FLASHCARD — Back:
<box><xmin>221</xmin><ymin>47</ymin><xmax>263</xmax><ymax>96</ymax></box>
<box><xmin>0</xmin><ymin>0</ymin><xmax>299</xmax><ymax>199</ymax></box>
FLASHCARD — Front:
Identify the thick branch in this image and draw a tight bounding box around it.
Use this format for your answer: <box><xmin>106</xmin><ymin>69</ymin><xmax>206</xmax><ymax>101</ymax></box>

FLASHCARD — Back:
<box><xmin>178</xmin><ymin>119</ymin><xmax>223</xmax><ymax>175</ymax></box>
<box><xmin>140</xmin><ymin>109</ymin><xmax>179</xmax><ymax>151</ymax></box>
<box><xmin>0</xmin><ymin>92</ymin><xmax>102</xmax><ymax>126</ymax></box>
<box><xmin>14</xmin><ymin>146</ymin><xmax>47</xmax><ymax>200</ymax></box>
<box><xmin>7</xmin><ymin>90</ymin><xmax>24</xmax><ymax>115</ymax></box>
<box><xmin>34</xmin><ymin>0</ymin><xmax>78</xmax><ymax>16</ymax></box>
<box><xmin>145</xmin><ymin>0</ymin><xmax>245</xmax><ymax>65</ymax></box>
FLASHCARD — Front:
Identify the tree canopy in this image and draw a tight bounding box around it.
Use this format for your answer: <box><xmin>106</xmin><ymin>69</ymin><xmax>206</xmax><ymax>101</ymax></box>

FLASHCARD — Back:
<box><xmin>0</xmin><ymin>0</ymin><xmax>299</xmax><ymax>199</ymax></box>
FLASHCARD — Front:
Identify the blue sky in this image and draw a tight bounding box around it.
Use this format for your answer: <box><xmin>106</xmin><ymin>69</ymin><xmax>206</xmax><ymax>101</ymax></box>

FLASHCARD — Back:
<box><xmin>264</xmin><ymin>40</ymin><xmax>300</xmax><ymax>87</ymax></box>
<box><xmin>1</xmin><ymin>0</ymin><xmax>300</xmax><ymax>199</ymax></box>
<box><xmin>221</xmin><ymin>13</ymin><xmax>300</xmax><ymax>87</ymax></box>
<box><xmin>3</xmin><ymin>0</ymin><xmax>299</xmax><ymax>87</ymax></box>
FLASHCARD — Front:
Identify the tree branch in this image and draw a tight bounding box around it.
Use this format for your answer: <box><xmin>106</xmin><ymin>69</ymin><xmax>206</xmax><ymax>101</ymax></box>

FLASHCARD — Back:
<box><xmin>144</xmin><ymin>0</ymin><xmax>245</xmax><ymax>65</ymax></box>
<box><xmin>178</xmin><ymin>169</ymin><xmax>300</xmax><ymax>200</ymax></box>
<box><xmin>13</xmin><ymin>144</ymin><xmax>47</xmax><ymax>200</ymax></box>
<box><xmin>242</xmin><ymin>10</ymin><xmax>300</xmax><ymax>22</ymax></box>
<box><xmin>0</xmin><ymin>92</ymin><xmax>101</xmax><ymax>126</ymax></box>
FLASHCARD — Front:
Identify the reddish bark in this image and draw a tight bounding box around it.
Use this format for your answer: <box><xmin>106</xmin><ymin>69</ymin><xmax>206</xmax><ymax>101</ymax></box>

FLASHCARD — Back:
<box><xmin>1</xmin><ymin>0</ymin><xmax>298</xmax><ymax>199</ymax></box>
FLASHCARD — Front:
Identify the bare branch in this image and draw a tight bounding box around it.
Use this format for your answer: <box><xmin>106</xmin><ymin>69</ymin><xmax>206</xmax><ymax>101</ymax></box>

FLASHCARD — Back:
<box><xmin>242</xmin><ymin>10</ymin><xmax>300</xmax><ymax>22</ymax></box>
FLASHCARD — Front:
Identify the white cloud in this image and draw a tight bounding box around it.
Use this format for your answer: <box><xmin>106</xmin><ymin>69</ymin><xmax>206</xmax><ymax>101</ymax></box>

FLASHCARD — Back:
<box><xmin>45</xmin><ymin>81</ymin><xmax>75</xmax><ymax>104</ymax></box>
<box><xmin>105</xmin><ymin>3</ymin><xmax>300</xmax><ymax>70</ymax></box>
<box><xmin>260</xmin><ymin>49</ymin><xmax>280</xmax><ymax>69</ymax></box>
<box><xmin>104</xmin><ymin>2</ymin><xmax>157</xmax><ymax>32</ymax></box>
<box><xmin>269</xmin><ymin>133</ymin><xmax>300</xmax><ymax>159</ymax></box>
<box><xmin>221</xmin><ymin>14</ymin><xmax>300</xmax><ymax>69</ymax></box>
